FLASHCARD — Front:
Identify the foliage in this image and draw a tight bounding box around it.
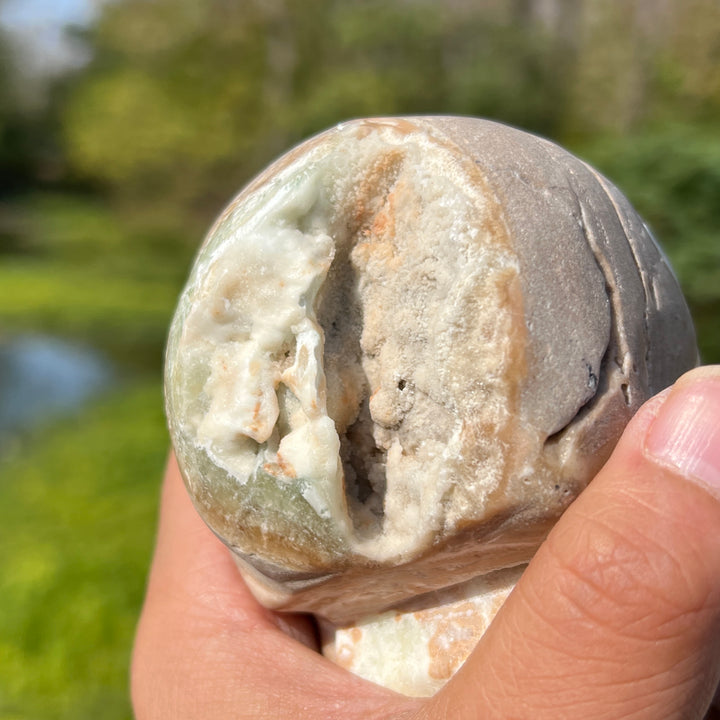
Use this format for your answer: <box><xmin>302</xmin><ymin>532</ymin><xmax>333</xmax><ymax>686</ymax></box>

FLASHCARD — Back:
<box><xmin>61</xmin><ymin>0</ymin><xmax>575</xmax><ymax>235</ymax></box>
<box><xmin>0</xmin><ymin>26</ymin><xmax>41</xmax><ymax>191</ymax></box>
<box><xmin>0</xmin><ymin>383</ymin><xmax>167</xmax><ymax>720</ymax></box>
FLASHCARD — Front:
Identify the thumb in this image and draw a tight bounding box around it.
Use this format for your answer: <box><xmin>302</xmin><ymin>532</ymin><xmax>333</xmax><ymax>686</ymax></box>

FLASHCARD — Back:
<box><xmin>426</xmin><ymin>366</ymin><xmax>720</xmax><ymax>720</ymax></box>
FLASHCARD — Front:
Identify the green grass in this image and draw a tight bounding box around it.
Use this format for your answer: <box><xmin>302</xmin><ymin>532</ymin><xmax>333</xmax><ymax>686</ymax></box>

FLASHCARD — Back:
<box><xmin>0</xmin><ymin>258</ymin><xmax>180</xmax><ymax>350</ymax></box>
<box><xmin>0</xmin><ymin>258</ymin><xmax>179</xmax><ymax>330</ymax></box>
<box><xmin>0</xmin><ymin>382</ymin><xmax>168</xmax><ymax>720</ymax></box>
<box><xmin>0</xmin><ymin>258</ymin><xmax>181</xmax><ymax>370</ymax></box>
<box><xmin>0</xmin><ymin>191</ymin><xmax>193</xmax><ymax>370</ymax></box>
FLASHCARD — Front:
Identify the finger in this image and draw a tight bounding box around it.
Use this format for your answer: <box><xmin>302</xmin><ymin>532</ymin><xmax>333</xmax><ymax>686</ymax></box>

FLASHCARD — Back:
<box><xmin>138</xmin><ymin>454</ymin><xmax>310</xmax><ymax>639</ymax></box>
<box><xmin>426</xmin><ymin>366</ymin><xmax>720</xmax><ymax>720</ymax></box>
<box><xmin>131</xmin><ymin>455</ymin><xmax>421</xmax><ymax>720</ymax></box>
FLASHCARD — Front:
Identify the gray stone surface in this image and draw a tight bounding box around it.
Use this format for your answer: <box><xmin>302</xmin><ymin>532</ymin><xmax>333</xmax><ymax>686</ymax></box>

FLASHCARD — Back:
<box><xmin>165</xmin><ymin>117</ymin><xmax>698</xmax><ymax>625</ymax></box>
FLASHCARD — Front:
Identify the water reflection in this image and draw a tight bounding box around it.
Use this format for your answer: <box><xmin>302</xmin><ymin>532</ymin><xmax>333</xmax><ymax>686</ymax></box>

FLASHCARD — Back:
<box><xmin>0</xmin><ymin>335</ymin><xmax>113</xmax><ymax>437</ymax></box>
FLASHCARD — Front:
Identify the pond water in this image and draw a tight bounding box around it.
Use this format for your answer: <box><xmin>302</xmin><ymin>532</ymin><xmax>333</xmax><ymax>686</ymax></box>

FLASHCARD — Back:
<box><xmin>0</xmin><ymin>334</ymin><xmax>114</xmax><ymax>438</ymax></box>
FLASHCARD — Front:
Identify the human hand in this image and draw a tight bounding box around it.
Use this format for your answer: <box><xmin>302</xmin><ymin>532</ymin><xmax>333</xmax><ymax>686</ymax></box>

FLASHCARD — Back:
<box><xmin>132</xmin><ymin>366</ymin><xmax>720</xmax><ymax>719</ymax></box>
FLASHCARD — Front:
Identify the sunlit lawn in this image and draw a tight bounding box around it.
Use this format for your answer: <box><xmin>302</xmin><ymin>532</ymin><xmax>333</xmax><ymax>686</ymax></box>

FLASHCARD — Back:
<box><xmin>0</xmin><ymin>382</ymin><xmax>167</xmax><ymax>720</ymax></box>
<box><xmin>0</xmin><ymin>192</ymin><xmax>180</xmax><ymax>719</ymax></box>
<box><xmin>0</xmin><ymin>259</ymin><xmax>177</xmax><ymax>332</ymax></box>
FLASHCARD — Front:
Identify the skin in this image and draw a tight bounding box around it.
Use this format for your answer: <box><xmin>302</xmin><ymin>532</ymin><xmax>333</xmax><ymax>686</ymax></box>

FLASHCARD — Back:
<box><xmin>132</xmin><ymin>366</ymin><xmax>720</xmax><ymax>719</ymax></box>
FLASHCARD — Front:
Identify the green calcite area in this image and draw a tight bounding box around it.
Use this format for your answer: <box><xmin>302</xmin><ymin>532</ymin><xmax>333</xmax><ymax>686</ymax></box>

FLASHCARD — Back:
<box><xmin>182</xmin><ymin>443</ymin><xmax>350</xmax><ymax>571</ymax></box>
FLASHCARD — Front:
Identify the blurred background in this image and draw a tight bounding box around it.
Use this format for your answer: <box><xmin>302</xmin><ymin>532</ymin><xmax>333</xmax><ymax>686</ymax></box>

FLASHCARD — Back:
<box><xmin>0</xmin><ymin>0</ymin><xmax>718</xmax><ymax>717</ymax></box>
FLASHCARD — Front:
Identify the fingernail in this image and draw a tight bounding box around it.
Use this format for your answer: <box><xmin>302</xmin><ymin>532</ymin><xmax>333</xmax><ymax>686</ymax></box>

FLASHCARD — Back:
<box><xmin>645</xmin><ymin>367</ymin><xmax>720</xmax><ymax>497</ymax></box>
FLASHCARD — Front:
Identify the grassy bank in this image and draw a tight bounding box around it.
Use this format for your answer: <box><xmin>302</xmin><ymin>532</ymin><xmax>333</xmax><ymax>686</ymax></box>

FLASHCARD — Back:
<box><xmin>0</xmin><ymin>383</ymin><xmax>167</xmax><ymax>720</ymax></box>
